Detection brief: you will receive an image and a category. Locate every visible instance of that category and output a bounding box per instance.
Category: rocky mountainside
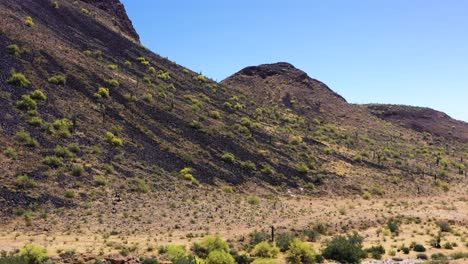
[365,104,468,143]
[0,0,466,217]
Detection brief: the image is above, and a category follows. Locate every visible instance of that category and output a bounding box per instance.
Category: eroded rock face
[81,0,140,42]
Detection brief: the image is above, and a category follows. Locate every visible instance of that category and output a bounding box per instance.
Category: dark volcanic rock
[81,0,140,42]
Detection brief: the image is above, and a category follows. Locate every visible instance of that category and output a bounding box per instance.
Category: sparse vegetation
[48,74,66,85]
[24,16,34,27]
[7,72,31,87]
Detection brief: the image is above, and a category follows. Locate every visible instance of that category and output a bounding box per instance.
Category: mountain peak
[81,0,140,42]
[237,62,305,79]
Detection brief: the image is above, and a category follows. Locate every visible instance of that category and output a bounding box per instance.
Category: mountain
[365,104,468,143]
[0,0,466,215]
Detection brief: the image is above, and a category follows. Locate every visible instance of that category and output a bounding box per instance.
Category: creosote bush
[192,235,230,259]
[3,147,18,160]
[7,44,21,57]
[221,152,235,163]
[106,79,120,88]
[16,175,38,189]
[106,132,123,147]
[7,72,31,87]
[247,195,260,205]
[16,95,37,111]
[18,244,48,264]
[95,87,110,98]
[43,155,64,168]
[24,16,34,27]
[15,130,39,147]
[48,74,66,85]
[322,232,366,264]
[252,242,280,258]
[286,239,316,264]
[180,167,198,184]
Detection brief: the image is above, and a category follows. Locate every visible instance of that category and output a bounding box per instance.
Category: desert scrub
[241,160,257,171]
[7,44,21,57]
[221,152,235,163]
[7,72,31,87]
[15,130,39,147]
[16,95,37,111]
[16,175,38,189]
[362,191,372,200]
[247,195,260,205]
[322,233,366,264]
[64,191,75,199]
[296,163,310,174]
[3,147,18,159]
[95,87,110,98]
[210,110,222,119]
[180,167,198,184]
[19,244,49,263]
[157,71,171,80]
[70,164,85,177]
[43,155,64,168]
[29,90,47,101]
[51,118,73,138]
[81,8,91,15]
[107,64,118,70]
[130,179,152,193]
[194,74,207,82]
[137,57,150,65]
[261,164,274,175]
[24,16,34,27]
[106,132,123,147]
[221,186,234,193]
[106,79,120,88]
[192,235,230,258]
[286,239,316,264]
[252,242,280,258]
[54,145,75,159]
[48,74,66,85]
[94,175,108,186]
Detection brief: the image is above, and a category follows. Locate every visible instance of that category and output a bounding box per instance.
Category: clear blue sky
[122,0,468,122]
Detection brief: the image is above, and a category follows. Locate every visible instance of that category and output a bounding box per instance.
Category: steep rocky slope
[0,0,466,219]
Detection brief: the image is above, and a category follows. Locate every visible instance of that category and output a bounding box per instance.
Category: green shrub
[95,87,110,98]
[106,79,120,88]
[206,250,235,264]
[276,233,295,252]
[124,60,132,66]
[16,175,38,189]
[362,192,372,200]
[27,116,43,127]
[43,155,64,168]
[54,145,75,159]
[18,244,48,264]
[249,231,270,247]
[192,235,230,258]
[71,164,85,177]
[261,164,274,175]
[443,242,453,250]
[210,111,221,119]
[437,221,452,232]
[15,130,39,147]
[157,71,171,80]
[221,186,234,193]
[247,195,260,205]
[106,132,123,147]
[48,74,66,85]
[387,219,400,234]
[240,160,256,171]
[24,16,34,27]
[68,143,81,153]
[107,64,118,70]
[52,118,73,138]
[130,179,152,193]
[194,74,207,82]
[94,175,108,186]
[365,245,385,260]
[7,72,31,87]
[322,233,366,264]
[431,253,448,264]
[16,95,38,110]
[221,152,235,163]
[52,1,59,9]
[252,242,279,258]
[142,258,159,264]
[286,239,316,264]
[64,191,75,199]
[81,8,91,15]
[297,163,310,174]
[29,90,47,101]
[3,147,18,160]
[180,167,198,184]
[416,253,428,260]
[7,44,21,57]
[413,243,426,252]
